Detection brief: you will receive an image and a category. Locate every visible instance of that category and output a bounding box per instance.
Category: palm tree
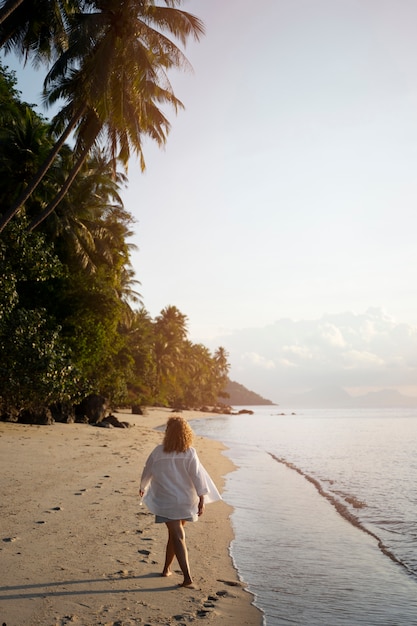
[213,346,230,400]
[177,341,212,407]
[214,346,230,379]
[0,105,53,207]
[49,147,141,327]
[125,307,156,403]
[27,71,178,230]
[155,305,188,344]
[0,0,204,232]
[37,146,129,270]
[153,305,188,399]
[0,100,89,231]
[0,0,79,60]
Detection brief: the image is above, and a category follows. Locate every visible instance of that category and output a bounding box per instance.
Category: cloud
[278,358,297,368]
[283,345,314,359]
[239,352,276,370]
[342,349,385,369]
[318,323,347,348]
[207,308,417,401]
[281,344,314,365]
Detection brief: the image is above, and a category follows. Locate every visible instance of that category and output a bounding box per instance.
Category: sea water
[191,407,417,626]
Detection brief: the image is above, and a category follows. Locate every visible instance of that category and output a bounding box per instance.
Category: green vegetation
[0,0,204,232]
[0,2,230,421]
[223,381,274,406]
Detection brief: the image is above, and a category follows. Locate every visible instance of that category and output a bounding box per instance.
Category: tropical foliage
[0,0,204,232]
[0,61,230,419]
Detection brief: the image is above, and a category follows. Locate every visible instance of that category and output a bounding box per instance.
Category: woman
[139,416,221,588]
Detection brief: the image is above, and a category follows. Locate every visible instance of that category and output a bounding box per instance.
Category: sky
[4,0,417,404]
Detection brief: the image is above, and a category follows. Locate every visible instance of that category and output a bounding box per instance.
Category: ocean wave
[268,452,415,580]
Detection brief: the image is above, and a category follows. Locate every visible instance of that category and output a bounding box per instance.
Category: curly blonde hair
[163,416,194,453]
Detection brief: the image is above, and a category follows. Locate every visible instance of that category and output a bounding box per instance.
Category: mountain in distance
[350,388,417,408]
[279,385,417,409]
[223,380,275,406]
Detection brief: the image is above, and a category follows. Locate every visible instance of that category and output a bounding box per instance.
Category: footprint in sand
[217,579,242,588]
[203,600,217,608]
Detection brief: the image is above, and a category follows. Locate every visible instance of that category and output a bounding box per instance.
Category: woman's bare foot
[161,569,173,577]
[178,579,196,588]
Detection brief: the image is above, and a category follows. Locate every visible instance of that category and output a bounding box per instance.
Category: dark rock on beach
[49,402,75,423]
[74,394,107,424]
[18,407,54,425]
[0,406,19,422]
[94,414,131,428]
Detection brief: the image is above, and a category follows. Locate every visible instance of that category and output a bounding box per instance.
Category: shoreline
[0,407,262,626]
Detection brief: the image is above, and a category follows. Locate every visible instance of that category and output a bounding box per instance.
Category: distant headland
[222,380,275,406]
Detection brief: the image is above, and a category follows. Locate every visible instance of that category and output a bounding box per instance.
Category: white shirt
[140,445,221,520]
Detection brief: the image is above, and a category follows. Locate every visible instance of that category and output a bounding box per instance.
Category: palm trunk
[28,137,95,231]
[0,0,25,25]
[0,106,86,233]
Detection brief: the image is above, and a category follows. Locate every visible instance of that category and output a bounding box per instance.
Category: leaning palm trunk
[28,137,94,231]
[0,104,87,233]
[0,0,24,25]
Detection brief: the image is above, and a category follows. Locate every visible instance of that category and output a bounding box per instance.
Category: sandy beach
[0,407,262,626]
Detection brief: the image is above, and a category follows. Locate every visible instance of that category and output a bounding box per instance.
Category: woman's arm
[197,495,205,516]
[187,448,209,497]
[139,450,155,495]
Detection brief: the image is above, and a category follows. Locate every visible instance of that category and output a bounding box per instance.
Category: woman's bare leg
[165,520,193,586]
[162,530,175,576]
